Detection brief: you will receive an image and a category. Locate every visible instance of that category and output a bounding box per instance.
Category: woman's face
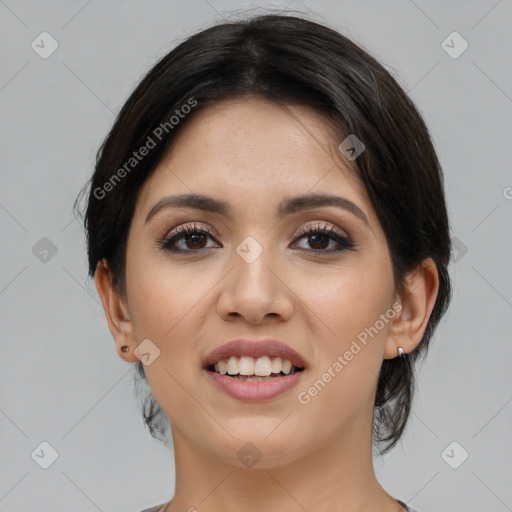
[122,98,400,467]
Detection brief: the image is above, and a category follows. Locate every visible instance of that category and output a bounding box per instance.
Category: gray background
[1,1,511,511]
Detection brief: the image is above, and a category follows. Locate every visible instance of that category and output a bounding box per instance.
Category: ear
[94,259,139,363]
[383,258,440,359]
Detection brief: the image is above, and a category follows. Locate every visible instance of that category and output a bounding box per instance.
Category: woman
[76,12,452,512]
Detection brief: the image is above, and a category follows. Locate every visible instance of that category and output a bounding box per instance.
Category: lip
[204,368,305,401]
[203,338,308,369]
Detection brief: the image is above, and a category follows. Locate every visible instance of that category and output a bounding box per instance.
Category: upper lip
[204,339,308,369]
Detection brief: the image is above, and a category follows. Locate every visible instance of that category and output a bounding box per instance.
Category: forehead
[135,98,369,219]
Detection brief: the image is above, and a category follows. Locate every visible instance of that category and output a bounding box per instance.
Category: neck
[164,407,404,512]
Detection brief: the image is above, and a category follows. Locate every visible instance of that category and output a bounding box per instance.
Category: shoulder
[397,499,420,512]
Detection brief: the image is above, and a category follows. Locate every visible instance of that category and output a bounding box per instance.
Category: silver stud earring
[397,347,405,358]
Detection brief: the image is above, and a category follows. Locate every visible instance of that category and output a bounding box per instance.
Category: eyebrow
[145,193,370,227]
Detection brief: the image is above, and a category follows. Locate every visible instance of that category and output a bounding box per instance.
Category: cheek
[125,255,211,427]
[126,251,211,341]
[295,256,394,345]
[293,257,394,409]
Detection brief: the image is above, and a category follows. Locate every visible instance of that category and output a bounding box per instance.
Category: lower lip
[204,369,305,401]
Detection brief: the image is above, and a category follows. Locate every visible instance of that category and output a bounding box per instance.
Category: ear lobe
[94,259,139,363]
[383,258,440,359]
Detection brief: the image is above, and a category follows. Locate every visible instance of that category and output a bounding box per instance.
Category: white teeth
[238,356,255,376]
[271,357,282,373]
[227,356,239,375]
[281,359,292,374]
[212,355,299,376]
[218,359,228,374]
[254,356,272,376]
[215,359,228,375]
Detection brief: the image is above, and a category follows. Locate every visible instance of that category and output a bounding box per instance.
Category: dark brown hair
[75,11,452,455]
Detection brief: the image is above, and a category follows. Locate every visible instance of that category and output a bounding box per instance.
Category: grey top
[139,499,419,511]
[399,500,420,512]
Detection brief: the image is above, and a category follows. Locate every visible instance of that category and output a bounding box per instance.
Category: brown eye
[159,223,220,253]
[292,222,357,254]
[305,233,331,250]
[180,232,209,250]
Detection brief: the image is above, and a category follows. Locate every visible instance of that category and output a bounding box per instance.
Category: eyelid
[160,220,349,243]
[293,220,350,240]
[156,219,356,254]
[157,221,219,241]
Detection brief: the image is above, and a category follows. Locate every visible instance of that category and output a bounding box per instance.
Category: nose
[216,245,294,325]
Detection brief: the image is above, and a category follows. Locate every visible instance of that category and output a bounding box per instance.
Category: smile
[208,355,304,378]
[203,339,308,401]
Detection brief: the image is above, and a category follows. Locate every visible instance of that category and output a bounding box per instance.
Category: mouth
[202,339,308,400]
[206,355,305,381]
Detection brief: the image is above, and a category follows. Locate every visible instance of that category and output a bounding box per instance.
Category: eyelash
[156,222,358,255]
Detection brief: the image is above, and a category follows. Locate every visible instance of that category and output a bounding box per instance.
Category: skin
[95,98,439,512]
